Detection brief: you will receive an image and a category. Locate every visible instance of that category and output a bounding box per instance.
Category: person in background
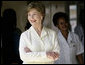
[74,23,84,47]
[2,9,17,64]
[19,1,60,64]
[13,27,22,64]
[2,9,22,64]
[53,12,84,64]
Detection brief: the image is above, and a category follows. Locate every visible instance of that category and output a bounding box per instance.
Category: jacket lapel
[30,26,47,51]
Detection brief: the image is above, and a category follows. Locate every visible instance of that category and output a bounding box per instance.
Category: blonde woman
[19,1,60,64]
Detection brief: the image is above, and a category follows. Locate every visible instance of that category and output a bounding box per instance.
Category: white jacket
[19,26,60,64]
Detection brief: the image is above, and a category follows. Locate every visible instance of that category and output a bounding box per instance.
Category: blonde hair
[27,1,45,17]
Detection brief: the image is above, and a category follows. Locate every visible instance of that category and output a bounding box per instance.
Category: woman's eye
[33,14,37,16]
[33,14,36,15]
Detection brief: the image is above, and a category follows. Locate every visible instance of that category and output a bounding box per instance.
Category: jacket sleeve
[52,32,60,59]
[19,33,54,63]
[73,33,84,55]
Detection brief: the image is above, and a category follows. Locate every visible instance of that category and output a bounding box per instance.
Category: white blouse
[19,26,60,64]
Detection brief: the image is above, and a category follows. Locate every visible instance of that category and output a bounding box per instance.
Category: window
[69,5,77,32]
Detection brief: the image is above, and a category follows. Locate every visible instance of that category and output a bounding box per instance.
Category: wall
[1,1,66,32]
[1,1,27,32]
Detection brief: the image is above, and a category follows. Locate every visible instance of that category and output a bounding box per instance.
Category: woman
[19,1,60,64]
[53,12,84,64]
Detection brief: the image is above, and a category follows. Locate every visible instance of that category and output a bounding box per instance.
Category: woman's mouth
[30,20,36,23]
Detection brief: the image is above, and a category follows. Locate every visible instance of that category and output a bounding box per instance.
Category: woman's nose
[30,15,34,19]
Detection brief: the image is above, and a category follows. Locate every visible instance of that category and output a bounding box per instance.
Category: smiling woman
[53,12,84,64]
[19,1,60,64]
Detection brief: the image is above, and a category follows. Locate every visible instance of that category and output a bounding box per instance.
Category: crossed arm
[24,47,59,60]
[19,32,60,63]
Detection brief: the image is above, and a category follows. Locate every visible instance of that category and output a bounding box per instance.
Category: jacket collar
[30,26,47,38]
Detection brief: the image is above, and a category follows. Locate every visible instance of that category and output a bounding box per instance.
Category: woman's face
[27,8,43,26]
[57,18,68,31]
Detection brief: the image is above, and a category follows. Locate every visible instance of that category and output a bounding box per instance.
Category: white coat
[19,26,60,64]
[55,30,84,64]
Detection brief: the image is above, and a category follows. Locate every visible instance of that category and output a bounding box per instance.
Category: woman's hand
[24,47,31,53]
[46,52,59,60]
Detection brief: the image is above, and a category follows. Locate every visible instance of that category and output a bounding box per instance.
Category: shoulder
[44,27,57,36]
[20,27,31,38]
[70,32,79,39]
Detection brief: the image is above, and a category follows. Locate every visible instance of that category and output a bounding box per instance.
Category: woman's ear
[40,15,44,21]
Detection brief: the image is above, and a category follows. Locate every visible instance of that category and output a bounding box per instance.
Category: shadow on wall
[2,8,22,64]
